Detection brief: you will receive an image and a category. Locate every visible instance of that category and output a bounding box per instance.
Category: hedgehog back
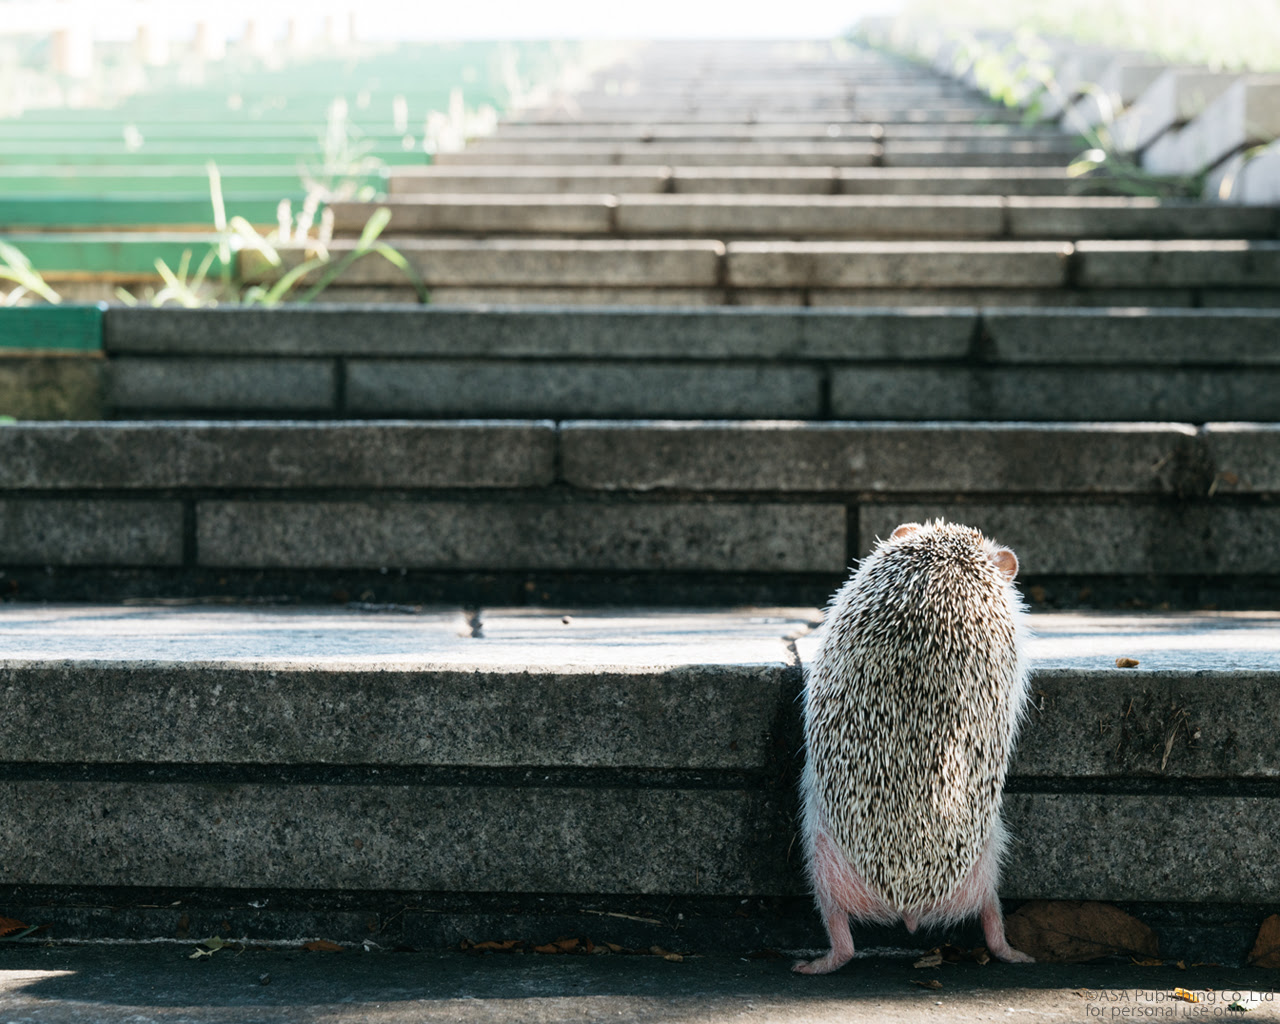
[805,522,1026,913]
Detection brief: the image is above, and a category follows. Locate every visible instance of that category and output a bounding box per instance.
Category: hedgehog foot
[792,950,853,975]
[981,894,1034,964]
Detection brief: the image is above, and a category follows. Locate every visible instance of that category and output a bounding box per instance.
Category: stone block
[196,500,848,573]
[858,502,1280,575]
[1206,138,1280,203]
[345,360,822,418]
[1201,424,1280,493]
[331,197,615,235]
[726,241,1071,289]
[0,422,555,489]
[614,195,1003,239]
[0,499,181,565]
[108,357,335,413]
[1005,197,1277,240]
[1075,240,1280,288]
[1143,76,1280,176]
[832,365,1280,421]
[1015,663,1280,782]
[241,240,725,289]
[388,166,670,195]
[670,167,838,194]
[561,422,1197,495]
[809,287,1194,307]
[0,606,809,770]
[0,781,785,894]
[427,287,728,306]
[1061,61,1169,130]
[982,309,1280,363]
[837,168,1083,196]
[0,356,104,418]
[1004,795,1276,902]
[1109,69,1238,154]
[881,139,1085,168]
[436,142,880,167]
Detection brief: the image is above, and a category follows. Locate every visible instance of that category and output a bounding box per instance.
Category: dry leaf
[605,943,624,953]
[1005,901,1158,963]
[0,918,28,937]
[553,938,579,952]
[974,949,990,966]
[1173,989,1200,1003]
[1247,914,1280,968]
[470,939,521,952]
[303,940,344,952]
[533,943,559,954]
[1132,957,1164,966]
[1115,657,1140,668]
[663,953,683,962]
[912,979,943,990]
[913,952,943,968]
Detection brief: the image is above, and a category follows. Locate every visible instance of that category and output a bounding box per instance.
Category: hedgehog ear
[991,547,1018,580]
[890,523,921,540]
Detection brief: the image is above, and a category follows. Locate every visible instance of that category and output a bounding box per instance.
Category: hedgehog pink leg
[980,894,1033,963]
[793,831,869,975]
[958,832,1034,964]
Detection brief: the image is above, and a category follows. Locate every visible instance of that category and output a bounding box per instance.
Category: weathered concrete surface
[2,605,1277,777]
[434,141,883,167]
[1075,240,1280,288]
[0,422,556,489]
[858,502,1280,575]
[831,366,1280,421]
[389,165,672,195]
[1203,423,1280,492]
[1110,69,1239,154]
[613,195,1004,238]
[103,307,977,360]
[1063,60,1168,130]
[1208,139,1280,204]
[726,241,1072,288]
[982,309,1280,363]
[195,501,848,572]
[809,286,1195,307]
[108,358,335,413]
[0,947,1267,1024]
[1005,197,1278,239]
[560,422,1200,494]
[1144,77,1280,176]
[240,240,725,288]
[344,361,822,418]
[0,499,181,565]
[0,357,104,419]
[333,196,617,235]
[0,606,812,769]
[0,780,782,893]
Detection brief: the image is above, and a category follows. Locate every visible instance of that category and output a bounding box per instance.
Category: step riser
[0,422,1277,585]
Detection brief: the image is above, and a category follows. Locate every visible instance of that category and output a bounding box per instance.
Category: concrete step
[0,603,1273,958]
[389,165,1150,197]
[0,418,1278,603]
[332,195,1279,240]
[237,238,1280,308]
[435,138,1085,168]
[485,121,1070,142]
[99,305,1280,421]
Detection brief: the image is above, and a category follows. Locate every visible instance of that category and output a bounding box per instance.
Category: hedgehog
[793,519,1033,975]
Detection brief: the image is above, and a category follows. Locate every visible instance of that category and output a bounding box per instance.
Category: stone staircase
[2,39,1278,966]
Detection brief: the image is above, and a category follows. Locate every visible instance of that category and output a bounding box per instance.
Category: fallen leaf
[912,979,943,989]
[553,938,580,952]
[974,949,990,966]
[605,943,624,953]
[913,952,943,969]
[533,943,559,954]
[1247,914,1280,968]
[188,948,214,960]
[1005,901,1158,963]
[663,953,683,962]
[1132,957,1164,966]
[303,940,344,952]
[1173,988,1200,1003]
[1115,657,1140,668]
[0,918,27,937]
